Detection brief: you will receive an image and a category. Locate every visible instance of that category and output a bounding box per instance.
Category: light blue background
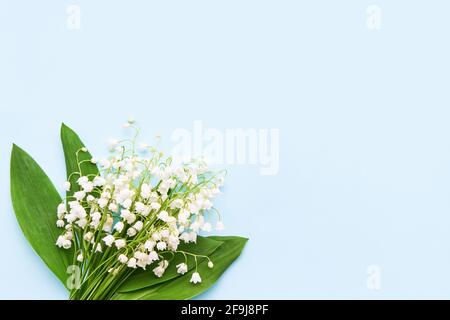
[1,1,450,299]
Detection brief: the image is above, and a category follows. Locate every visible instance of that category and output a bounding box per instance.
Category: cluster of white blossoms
[56,119,224,284]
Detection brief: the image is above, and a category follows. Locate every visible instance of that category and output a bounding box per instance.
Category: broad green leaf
[113,236,248,300]
[10,144,73,286]
[118,236,223,292]
[60,123,99,198]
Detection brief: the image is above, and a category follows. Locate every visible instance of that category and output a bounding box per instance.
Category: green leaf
[118,236,224,292]
[10,144,73,286]
[60,123,99,197]
[113,236,248,300]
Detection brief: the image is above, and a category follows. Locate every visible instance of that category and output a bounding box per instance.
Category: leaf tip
[61,122,77,135]
[11,143,24,158]
[60,122,69,134]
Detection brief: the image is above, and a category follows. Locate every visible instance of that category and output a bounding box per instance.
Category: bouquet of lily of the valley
[10,120,247,300]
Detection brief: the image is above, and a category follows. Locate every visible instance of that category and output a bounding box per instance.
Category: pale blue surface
[1,1,450,299]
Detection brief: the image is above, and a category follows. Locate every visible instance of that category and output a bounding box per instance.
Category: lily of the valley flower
[153,260,169,277]
[176,263,188,275]
[190,272,202,284]
[55,120,224,286]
